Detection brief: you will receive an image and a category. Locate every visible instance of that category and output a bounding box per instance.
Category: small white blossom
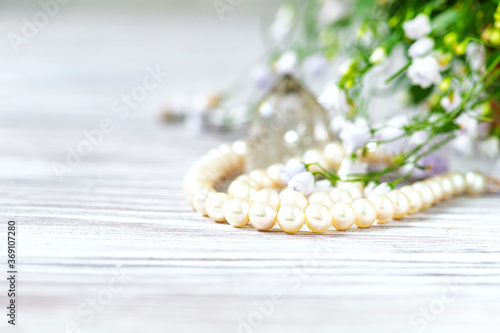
[318,0,349,27]
[337,158,368,178]
[456,113,479,138]
[408,37,434,58]
[408,56,441,88]
[313,179,333,193]
[275,51,299,75]
[330,114,346,137]
[466,42,486,72]
[369,47,387,65]
[440,93,462,112]
[318,82,349,114]
[403,14,431,40]
[280,159,306,183]
[251,66,276,91]
[339,118,371,153]
[366,182,392,199]
[288,171,315,195]
[376,126,406,155]
[479,137,500,158]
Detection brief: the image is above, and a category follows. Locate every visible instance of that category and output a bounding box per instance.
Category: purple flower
[413,153,448,178]
[289,171,315,195]
[280,159,307,183]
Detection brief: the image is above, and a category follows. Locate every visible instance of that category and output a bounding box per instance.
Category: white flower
[408,56,441,88]
[369,47,387,64]
[339,118,371,153]
[280,159,306,183]
[410,130,429,146]
[479,137,500,158]
[366,182,392,199]
[275,51,298,75]
[408,37,434,58]
[251,66,276,91]
[452,134,474,156]
[337,158,368,178]
[330,114,346,137]
[303,54,328,78]
[313,179,333,193]
[456,113,479,138]
[288,171,315,195]
[270,3,295,44]
[318,82,349,114]
[376,126,406,155]
[440,93,462,112]
[466,42,486,72]
[403,14,431,40]
[318,0,349,27]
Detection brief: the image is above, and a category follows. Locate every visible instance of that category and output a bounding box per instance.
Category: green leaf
[431,9,460,33]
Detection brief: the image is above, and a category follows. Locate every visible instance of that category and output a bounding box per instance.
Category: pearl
[425,179,444,203]
[228,180,257,200]
[351,198,377,228]
[206,192,231,222]
[249,169,274,188]
[411,182,434,209]
[323,142,345,169]
[192,187,216,216]
[329,188,352,204]
[330,202,356,231]
[465,170,486,196]
[266,163,286,188]
[449,172,466,194]
[336,182,363,200]
[277,204,305,234]
[254,188,280,209]
[369,195,394,224]
[249,203,277,231]
[438,176,454,199]
[224,198,251,228]
[305,203,332,233]
[387,190,410,219]
[308,192,334,208]
[303,149,327,173]
[280,189,308,210]
[235,175,259,188]
[399,186,423,214]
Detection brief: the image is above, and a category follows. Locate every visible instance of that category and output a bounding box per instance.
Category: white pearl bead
[336,182,363,200]
[305,203,332,233]
[330,202,356,231]
[323,142,345,169]
[351,198,377,228]
[249,203,277,231]
[370,195,395,224]
[425,179,444,203]
[308,192,334,208]
[254,188,281,209]
[412,182,434,209]
[449,172,466,195]
[329,188,352,204]
[224,198,251,228]
[206,193,231,222]
[438,176,454,199]
[228,180,257,200]
[192,187,216,216]
[249,169,274,188]
[280,189,308,210]
[277,204,305,234]
[235,175,259,188]
[400,186,423,214]
[303,149,328,173]
[266,163,286,188]
[387,190,410,219]
[465,170,486,196]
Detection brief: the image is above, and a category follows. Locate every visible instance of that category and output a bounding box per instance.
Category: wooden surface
[1,2,500,332]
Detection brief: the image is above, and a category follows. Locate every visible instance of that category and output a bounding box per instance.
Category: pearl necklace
[184,141,498,234]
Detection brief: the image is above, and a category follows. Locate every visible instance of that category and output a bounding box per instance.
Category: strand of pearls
[184,141,491,234]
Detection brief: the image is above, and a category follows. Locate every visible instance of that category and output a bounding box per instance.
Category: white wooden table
[1,2,499,332]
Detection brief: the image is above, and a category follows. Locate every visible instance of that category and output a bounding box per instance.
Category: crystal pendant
[246,75,332,170]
